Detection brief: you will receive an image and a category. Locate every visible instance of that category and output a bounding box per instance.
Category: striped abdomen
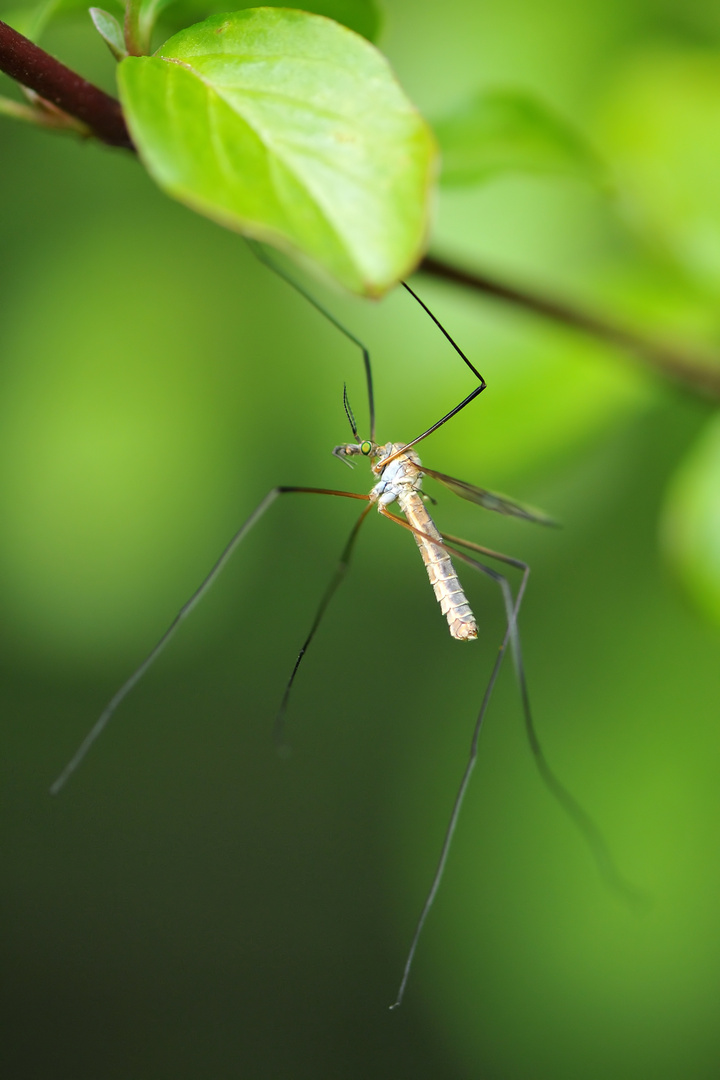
[399,489,477,641]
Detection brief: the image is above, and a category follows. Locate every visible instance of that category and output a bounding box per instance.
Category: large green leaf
[146,0,382,47]
[661,412,720,626]
[434,89,605,188]
[118,8,435,296]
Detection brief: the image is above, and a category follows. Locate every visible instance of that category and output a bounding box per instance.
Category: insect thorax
[370,443,423,507]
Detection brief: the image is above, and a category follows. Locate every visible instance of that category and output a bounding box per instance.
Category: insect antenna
[248,240,376,442]
[343,384,360,441]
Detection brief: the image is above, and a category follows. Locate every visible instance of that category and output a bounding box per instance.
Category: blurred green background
[2,0,720,1077]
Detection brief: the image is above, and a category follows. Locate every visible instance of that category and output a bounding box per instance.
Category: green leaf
[148,0,381,48]
[272,0,381,42]
[118,9,436,296]
[661,412,720,625]
[133,0,380,59]
[434,89,605,188]
[90,6,128,60]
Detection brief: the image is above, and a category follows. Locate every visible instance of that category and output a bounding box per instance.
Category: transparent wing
[420,466,558,526]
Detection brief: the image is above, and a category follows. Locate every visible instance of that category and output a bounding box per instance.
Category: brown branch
[1,19,719,398]
[420,254,720,400]
[0,19,132,148]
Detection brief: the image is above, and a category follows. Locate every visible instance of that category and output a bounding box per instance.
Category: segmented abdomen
[400,490,477,641]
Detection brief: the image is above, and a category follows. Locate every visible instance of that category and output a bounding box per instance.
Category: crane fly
[50,248,638,1008]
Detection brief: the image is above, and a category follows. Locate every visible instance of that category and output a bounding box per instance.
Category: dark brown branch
[420,254,720,399]
[1,19,719,398]
[0,19,132,148]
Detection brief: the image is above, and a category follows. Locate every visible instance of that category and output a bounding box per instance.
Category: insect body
[50,251,637,1010]
[338,439,478,641]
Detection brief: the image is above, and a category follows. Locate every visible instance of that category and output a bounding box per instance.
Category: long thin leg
[379,282,487,471]
[380,510,641,1008]
[249,244,487,464]
[275,502,374,747]
[50,486,370,795]
[402,281,486,386]
[382,383,487,467]
[248,240,376,441]
[442,532,646,907]
[378,510,521,1007]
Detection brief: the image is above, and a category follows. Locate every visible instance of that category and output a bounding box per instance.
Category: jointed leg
[51,486,369,794]
[442,531,645,906]
[382,515,524,1007]
[249,244,488,472]
[248,240,376,441]
[274,502,374,747]
[380,510,641,1008]
[379,282,487,471]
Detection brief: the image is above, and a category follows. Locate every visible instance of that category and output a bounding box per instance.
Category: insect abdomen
[402,492,477,641]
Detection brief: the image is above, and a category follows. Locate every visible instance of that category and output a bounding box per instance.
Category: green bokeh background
[2,1,720,1077]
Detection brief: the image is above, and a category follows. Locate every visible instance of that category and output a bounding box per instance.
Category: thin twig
[0,91,92,133]
[420,254,720,399]
[0,19,132,148]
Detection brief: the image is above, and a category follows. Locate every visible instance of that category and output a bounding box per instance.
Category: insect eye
[360,441,372,455]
